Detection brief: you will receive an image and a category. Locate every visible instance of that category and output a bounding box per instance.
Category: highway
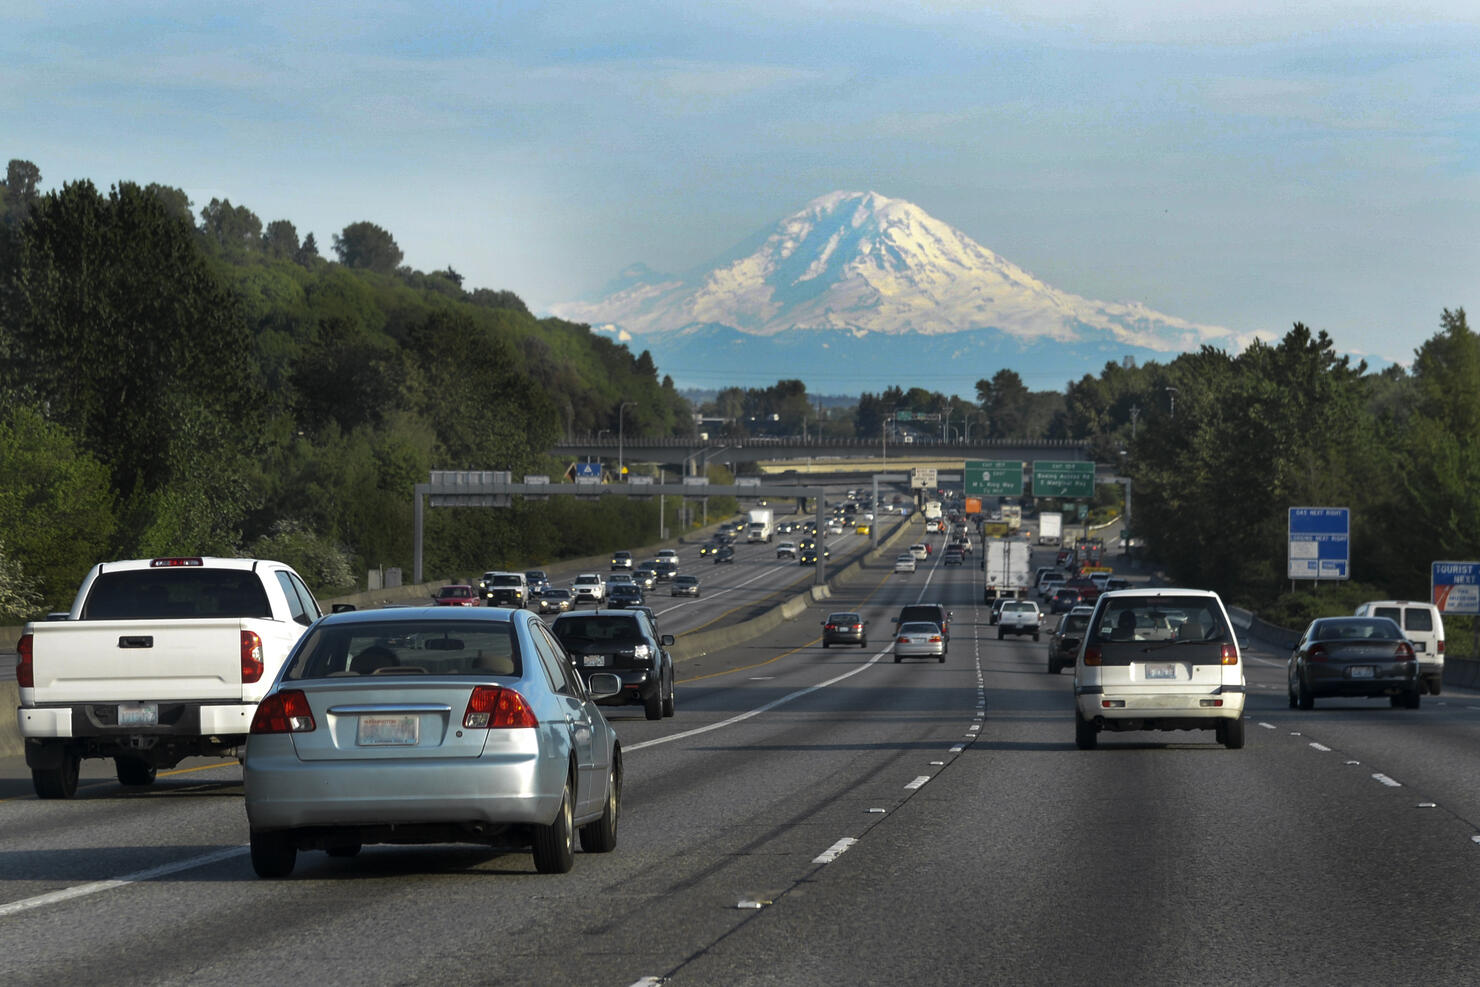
[5,528,1480,985]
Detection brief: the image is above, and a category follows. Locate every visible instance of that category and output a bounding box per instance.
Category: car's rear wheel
[662,675,675,717]
[32,747,80,799]
[644,688,662,721]
[937,653,945,663]
[1218,717,1245,750]
[1047,659,1059,674]
[996,628,1004,640]
[532,779,575,874]
[580,761,620,853]
[1428,676,1443,696]
[1296,676,1315,710]
[822,640,829,648]
[1074,711,1098,750]
[114,756,157,787]
[250,830,297,878]
[1403,689,1421,710]
[859,639,867,648]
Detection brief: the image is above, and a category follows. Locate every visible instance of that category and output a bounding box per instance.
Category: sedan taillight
[1308,644,1329,662]
[251,690,316,734]
[463,686,538,729]
[1394,642,1416,662]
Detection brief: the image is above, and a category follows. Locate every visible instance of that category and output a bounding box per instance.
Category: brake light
[150,557,203,567]
[1308,644,1328,662]
[1220,644,1239,666]
[251,690,316,733]
[929,635,943,642]
[1437,639,1445,655]
[463,686,538,729]
[241,630,265,683]
[16,633,33,688]
[897,636,909,644]
[1083,645,1102,666]
[1394,642,1416,662]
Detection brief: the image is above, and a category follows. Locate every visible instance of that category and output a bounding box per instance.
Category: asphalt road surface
[5,530,1480,985]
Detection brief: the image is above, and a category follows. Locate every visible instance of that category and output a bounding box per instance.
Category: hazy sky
[4,1,1477,369]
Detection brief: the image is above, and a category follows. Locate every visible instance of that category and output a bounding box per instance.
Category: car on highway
[1047,605,1094,674]
[535,587,573,614]
[1073,588,1246,751]
[997,599,1042,640]
[1287,616,1420,709]
[632,567,658,589]
[480,572,529,608]
[943,546,963,566]
[606,583,644,608]
[713,546,736,564]
[799,548,819,566]
[551,609,675,721]
[894,554,917,573]
[1050,587,1085,613]
[651,560,679,581]
[670,574,701,597]
[698,540,721,557]
[572,573,605,604]
[827,520,844,535]
[908,543,928,561]
[822,612,867,648]
[524,570,551,594]
[776,541,798,559]
[894,603,950,645]
[1039,571,1068,598]
[610,551,633,571]
[989,596,1011,625]
[1353,600,1444,695]
[242,607,622,878]
[893,622,946,663]
[656,549,679,567]
[431,584,479,607]
[855,523,871,535]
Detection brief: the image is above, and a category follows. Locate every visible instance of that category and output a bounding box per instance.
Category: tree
[2,159,41,225]
[262,219,300,259]
[978,369,1030,438]
[200,197,263,252]
[333,221,403,274]
[296,231,321,266]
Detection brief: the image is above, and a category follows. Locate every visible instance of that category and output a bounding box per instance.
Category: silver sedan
[893,621,946,663]
[244,607,623,878]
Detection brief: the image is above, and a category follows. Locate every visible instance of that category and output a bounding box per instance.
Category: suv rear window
[552,614,645,646]
[1088,595,1232,665]
[83,569,271,620]
[284,620,519,679]
[490,575,523,587]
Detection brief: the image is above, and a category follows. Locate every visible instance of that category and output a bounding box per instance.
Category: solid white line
[904,775,930,790]
[812,837,858,864]
[0,846,247,918]
[1373,773,1402,788]
[626,650,887,752]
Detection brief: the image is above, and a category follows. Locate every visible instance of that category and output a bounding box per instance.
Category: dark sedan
[1050,587,1085,614]
[822,611,867,648]
[713,546,736,564]
[1046,605,1093,674]
[1288,616,1420,709]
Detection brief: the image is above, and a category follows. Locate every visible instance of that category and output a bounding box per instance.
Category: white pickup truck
[15,556,324,798]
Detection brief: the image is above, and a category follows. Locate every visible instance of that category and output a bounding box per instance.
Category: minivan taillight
[1082,645,1102,666]
[241,630,265,683]
[1437,639,1445,655]
[16,633,33,688]
[463,686,538,729]
[251,690,316,733]
[1220,644,1239,665]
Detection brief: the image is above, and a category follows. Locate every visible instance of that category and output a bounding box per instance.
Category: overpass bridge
[551,435,1093,475]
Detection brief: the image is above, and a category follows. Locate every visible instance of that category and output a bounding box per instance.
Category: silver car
[893,621,946,663]
[243,607,623,878]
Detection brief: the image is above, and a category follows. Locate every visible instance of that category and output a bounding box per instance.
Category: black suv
[551,609,676,720]
[894,603,952,649]
[607,583,644,608]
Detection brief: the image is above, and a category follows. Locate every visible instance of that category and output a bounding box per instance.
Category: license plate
[1349,666,1375,679]
[117,703,158,727]
[357,714,419,746]
[1144,663,1178,680]
[583,654,607,668]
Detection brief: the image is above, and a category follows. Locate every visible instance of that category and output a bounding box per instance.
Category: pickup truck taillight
[250,690,316,733]
[16,633,33,687]
[241,631,265,683]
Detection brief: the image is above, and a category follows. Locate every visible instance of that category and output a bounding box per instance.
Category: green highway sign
[964,460,1023,497]
[1032,460,1095,498]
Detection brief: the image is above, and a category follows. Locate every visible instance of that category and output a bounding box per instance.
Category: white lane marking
[1309,742,1331,752]
[1373,773,1402,787]
[949,744,964,753]
[627,979,664,987]
[627,650,887,752]
[868,807,886,813]
[930,760,944,766]
[904,776,930,790]
[1346,760,1361,765]
[1471,836,1480,845]
[0,846,247,918]
[1418,802,1437,808]
[813,838,858,864]
[1259,722,1276,730]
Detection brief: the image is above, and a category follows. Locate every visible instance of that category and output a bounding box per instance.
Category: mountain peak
[552,192,1239,355]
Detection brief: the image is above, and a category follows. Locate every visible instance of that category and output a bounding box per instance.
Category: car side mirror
[660,634,675,646]
[586,672,623,700]
[331,603,357,613]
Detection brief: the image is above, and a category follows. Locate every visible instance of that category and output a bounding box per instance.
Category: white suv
[1073,588,1245,750]
[1353,600,1445,694]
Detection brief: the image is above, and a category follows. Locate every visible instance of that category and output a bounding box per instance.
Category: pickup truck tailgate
[28,619,250,704]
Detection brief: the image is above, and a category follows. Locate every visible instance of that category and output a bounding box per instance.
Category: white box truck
[746,508,775,543]
[1038,512,1063,545]
[983,537,1032,602]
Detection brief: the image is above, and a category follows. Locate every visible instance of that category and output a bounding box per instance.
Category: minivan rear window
[1404,609,1434,632]
[1087,595,1231,664]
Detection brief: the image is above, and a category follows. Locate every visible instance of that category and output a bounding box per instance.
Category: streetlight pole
[1165,387,1177,417]
[618,401,636,482]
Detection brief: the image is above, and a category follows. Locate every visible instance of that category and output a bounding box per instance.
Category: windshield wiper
[1142,637,1214,653]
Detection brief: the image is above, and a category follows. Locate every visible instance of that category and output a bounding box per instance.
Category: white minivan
[1073,588,1245,750]
[1353,600,1444,695]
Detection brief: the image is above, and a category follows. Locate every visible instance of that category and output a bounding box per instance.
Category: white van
[1073,588,1245,750]
[1353,600,1445,694]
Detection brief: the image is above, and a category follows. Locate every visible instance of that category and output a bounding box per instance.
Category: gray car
[893,621,946,663]
[1288,615,1420,709]
[243,607,623,878]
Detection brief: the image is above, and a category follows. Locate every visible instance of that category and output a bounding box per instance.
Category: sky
[3,0,1478,377]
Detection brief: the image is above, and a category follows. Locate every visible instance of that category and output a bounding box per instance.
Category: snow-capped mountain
[553,191,1241,354]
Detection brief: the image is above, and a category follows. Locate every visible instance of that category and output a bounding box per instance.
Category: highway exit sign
[1032,461,1095,498]
[964,460,1023,497]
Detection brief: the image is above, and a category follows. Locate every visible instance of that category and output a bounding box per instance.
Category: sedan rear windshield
[284,620,520,679]
[82,569,271,620]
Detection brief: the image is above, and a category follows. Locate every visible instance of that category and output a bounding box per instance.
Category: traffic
[4,488,1480,983]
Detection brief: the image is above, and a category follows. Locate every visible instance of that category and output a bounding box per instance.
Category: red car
[431,584,479,606]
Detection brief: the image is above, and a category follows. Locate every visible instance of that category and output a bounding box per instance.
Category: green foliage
[0,539,42,622]
[246,520,356,593]
[333,221,403,273]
